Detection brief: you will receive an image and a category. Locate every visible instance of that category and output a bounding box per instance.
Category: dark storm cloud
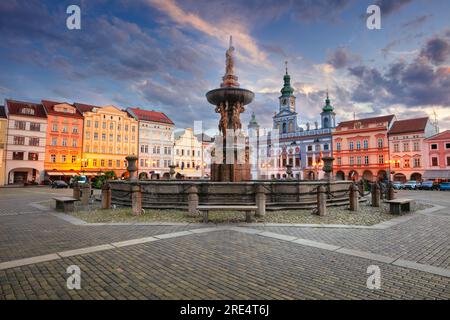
[292,0,350,22]
[327,47,359,69]
[0,0,206,81]
[348,58,450,107]
[420,37,450,65]
[374,0,413,16]
[402,14,432,29]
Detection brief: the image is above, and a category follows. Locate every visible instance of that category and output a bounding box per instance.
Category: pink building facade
[388,117,437,183]
[333,115,395,182]
[423,130,450,181]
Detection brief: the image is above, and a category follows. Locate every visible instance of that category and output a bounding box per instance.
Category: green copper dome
[248,112,259,128]
[323,93,334,112]
[280,61,294,97]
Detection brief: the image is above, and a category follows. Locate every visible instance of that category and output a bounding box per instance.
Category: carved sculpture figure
[215,102,228,135]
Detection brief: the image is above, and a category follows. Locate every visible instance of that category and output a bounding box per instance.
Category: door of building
[13,172,28,184]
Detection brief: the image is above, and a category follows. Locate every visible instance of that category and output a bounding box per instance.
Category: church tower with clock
[273,62,300,135]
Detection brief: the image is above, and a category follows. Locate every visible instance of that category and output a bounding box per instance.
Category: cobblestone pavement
[0,187,449,299]
[0,188,204,262]
[248,191,450,269]
[1,230,449,300]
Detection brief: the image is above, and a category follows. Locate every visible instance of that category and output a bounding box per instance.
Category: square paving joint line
[154,230,194,240]
[58,244,116,258]
[393,259,450,278]
[336,248,397,264]
[111,237,159,248]
[227,226,264,234]
[292,239,341,251]
[0,253,60,270]
[258,231,298,242]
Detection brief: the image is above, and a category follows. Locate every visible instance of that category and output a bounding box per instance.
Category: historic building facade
[0,106,7,185]
[42,100,84,181]
[388,117,437,183]
[4,100,48,184]
[264,66,335,180]
[173,128,204,178]
[333,115,395,181]
[127,107,174,179]
[74,103,138,178]
[423,130,450,181]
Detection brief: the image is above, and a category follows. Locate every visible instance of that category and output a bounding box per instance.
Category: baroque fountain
[109,37,353,215]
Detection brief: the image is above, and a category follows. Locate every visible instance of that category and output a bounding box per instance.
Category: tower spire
[285,60,288,75]
[229,35,233,48]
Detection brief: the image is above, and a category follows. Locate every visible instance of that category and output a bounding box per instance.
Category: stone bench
[53,197,77,213]
[197,205,258,223]
[385,198,414,215]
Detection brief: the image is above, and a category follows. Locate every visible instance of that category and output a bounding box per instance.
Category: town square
[1,0,450,306]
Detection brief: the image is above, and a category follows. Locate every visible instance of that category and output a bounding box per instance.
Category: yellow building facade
[74,104,138,178]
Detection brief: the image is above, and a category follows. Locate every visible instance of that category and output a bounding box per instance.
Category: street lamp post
[261,162,271,180]
[311,161,323,180]
[384,159,400,183]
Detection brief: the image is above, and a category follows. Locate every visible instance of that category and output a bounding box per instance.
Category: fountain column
[206,36,255,182]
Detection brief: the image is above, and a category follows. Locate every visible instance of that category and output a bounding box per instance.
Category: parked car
[419,181,439,190]
[392,181,404,190]
[51,180,69,189]
[439,182,450,191]
[404,180,420,190]
[69,175,88,187]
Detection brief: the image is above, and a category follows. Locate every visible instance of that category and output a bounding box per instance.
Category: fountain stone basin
[109,180,353,211]
[206,87,255,106]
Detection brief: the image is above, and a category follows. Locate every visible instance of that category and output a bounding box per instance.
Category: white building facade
[5,100,48,184]
[173,128,205,178]
[127,107,174,179]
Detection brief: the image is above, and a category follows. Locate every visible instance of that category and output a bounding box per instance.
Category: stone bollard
[73,182,80,200]
[101,183,111,209]
[371,183,381,207]
[255,184,266,217]
[358,180,364,195]
[187,185,199,216]
[349,183,359,212]
[387,182,395,200]
[81,183,91,205]
[131,184,142,216]
[316,185,327,216]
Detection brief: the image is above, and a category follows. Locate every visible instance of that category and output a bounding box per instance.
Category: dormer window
[20,107,35,115]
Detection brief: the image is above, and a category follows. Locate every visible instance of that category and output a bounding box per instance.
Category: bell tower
[279,61,296,113]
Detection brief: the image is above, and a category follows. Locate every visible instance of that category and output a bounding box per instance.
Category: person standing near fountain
[206,36,255,182]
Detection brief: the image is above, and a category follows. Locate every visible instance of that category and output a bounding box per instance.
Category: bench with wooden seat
[53,197,77,212]
[197,205,258,223]
[385,198,414,215]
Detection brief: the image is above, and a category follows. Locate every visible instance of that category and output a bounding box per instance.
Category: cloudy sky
[1,0,450,133]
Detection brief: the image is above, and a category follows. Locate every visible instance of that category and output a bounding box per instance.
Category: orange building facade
[42,100,84,181]
[333,115,395,182]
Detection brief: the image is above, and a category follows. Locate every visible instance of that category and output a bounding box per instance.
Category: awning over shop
[46,171,75,176]
[423,170,450,180]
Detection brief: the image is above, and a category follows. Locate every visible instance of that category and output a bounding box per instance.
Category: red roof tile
[337,115,395,130]
[42,100,84,119]
[425,130,450,141]
[6,99,47,118]
[128,107,174,125]
[389,117,429,135]
[73,102,98,113]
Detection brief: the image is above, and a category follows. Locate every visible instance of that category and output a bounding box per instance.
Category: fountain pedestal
[206,36,254,182]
